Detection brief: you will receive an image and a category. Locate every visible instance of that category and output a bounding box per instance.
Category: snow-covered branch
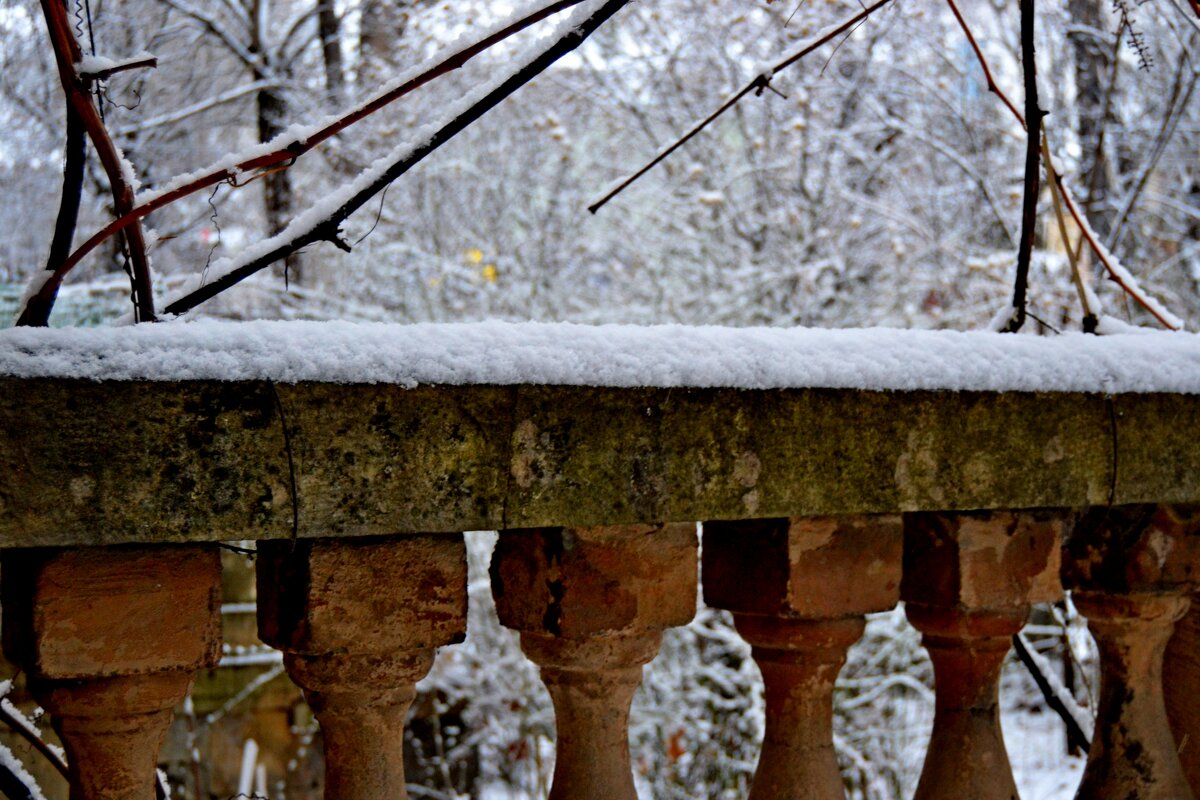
[28,0,597,323]
[162,0,634,317]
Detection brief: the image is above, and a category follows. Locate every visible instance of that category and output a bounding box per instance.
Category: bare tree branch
[37,0,595,318]
[1000,0,1043,334]
[19,96,86,327]
[162,0,635,317]
[947,0,1181,330]
[1011,633,1092,755]
[111,79,283,136]
[588,0,897,214]
[160,0,265,73]
[78,55,158,82]
[945,0,1026,128]
[1042,130,1099,332]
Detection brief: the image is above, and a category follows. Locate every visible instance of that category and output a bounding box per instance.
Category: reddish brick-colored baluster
[703,515,903,800]
[257,534,468,800]
[1065,505,1200,800]
[903,510,1067,800]
[491,524,698,800]
[2,545,222,800]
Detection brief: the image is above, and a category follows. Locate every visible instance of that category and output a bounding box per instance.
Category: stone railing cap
[2,320,1200,394]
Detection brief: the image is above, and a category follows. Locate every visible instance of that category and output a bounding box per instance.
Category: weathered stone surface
[493,524,698,800]
[257,534,468,800]
[4,380,1200,547]
[491,524,697,639]
[903,509,1067,610]
[1,545,222,679]
[735,615,866,800]
[520,633,662,800]
[1072,593,1194,800]
[0,380,512,546]
[902,512,1066,800]
[1166,596,1200,794]
[0,544,222,800]
[41,671,195,800]
[257,534,467,653]
[1063,506,1200,800]
[703,515,902,619]
[703,515,901,800]
[1064,505,1200,595]
[905,605,1027,800]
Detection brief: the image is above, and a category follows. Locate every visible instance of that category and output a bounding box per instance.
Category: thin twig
[1042,130,1099,331]
[1000,0,1043,334]
[1012,634,1092,755]
[1106,50,1198,252]
[588,0,896,213]
[163,0,635,317]
[945,0,1025,128]
[42,0,595,310]
[78,54,157,81]
[0,698,69,781]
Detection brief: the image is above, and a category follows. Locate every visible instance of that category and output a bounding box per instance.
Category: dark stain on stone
[542,532,566,638]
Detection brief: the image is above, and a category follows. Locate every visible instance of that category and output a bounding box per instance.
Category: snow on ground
[1,319,1200,393]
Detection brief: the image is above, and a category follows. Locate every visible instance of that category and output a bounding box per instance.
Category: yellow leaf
[466,248,484,264]
[482,264,498,283]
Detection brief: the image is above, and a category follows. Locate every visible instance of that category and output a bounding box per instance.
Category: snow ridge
[2,320,1199,394]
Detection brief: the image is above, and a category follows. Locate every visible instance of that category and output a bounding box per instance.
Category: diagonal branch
[588,0,896,213]
[19,0,155,326]
[162,0,634,317]
[160,0,265,72]
[1042,130,1100,332]
[945,0,1025,128]
[38,0,595,317]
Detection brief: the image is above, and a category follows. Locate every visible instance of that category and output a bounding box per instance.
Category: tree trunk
[318,1,345,108]
[256,84,301,285]
[1068,0,1115,237]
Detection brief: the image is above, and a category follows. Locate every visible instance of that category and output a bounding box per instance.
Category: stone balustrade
[1,375,1198,799]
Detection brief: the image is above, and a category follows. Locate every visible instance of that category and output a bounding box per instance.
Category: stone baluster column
[256,534,467,800]
[1064,505,1200,800]
[702,515,903,800]
[1166,595,1200,795]
[902,510,1067,800]
[491,524,698,800]
[1,545,223,800]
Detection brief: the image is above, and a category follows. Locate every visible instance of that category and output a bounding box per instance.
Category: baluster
[702,515,903,800]
[903,510,1067,800]
[1065,505,1200,800]
[491,524,698,800]
[1,545,222,800]
[1166,595,1200,795]
[257,534,467,800]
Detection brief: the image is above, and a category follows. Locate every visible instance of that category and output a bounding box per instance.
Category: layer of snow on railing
[1,321,1199,393]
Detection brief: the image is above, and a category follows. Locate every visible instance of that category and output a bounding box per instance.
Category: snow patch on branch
[0,743,46,800]
[133,0,590,210]
[158,0,612,312]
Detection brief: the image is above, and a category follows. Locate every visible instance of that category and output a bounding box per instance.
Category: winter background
[0,0,1197,796]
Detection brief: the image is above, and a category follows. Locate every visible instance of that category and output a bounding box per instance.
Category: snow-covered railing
[0,321,1197,800]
